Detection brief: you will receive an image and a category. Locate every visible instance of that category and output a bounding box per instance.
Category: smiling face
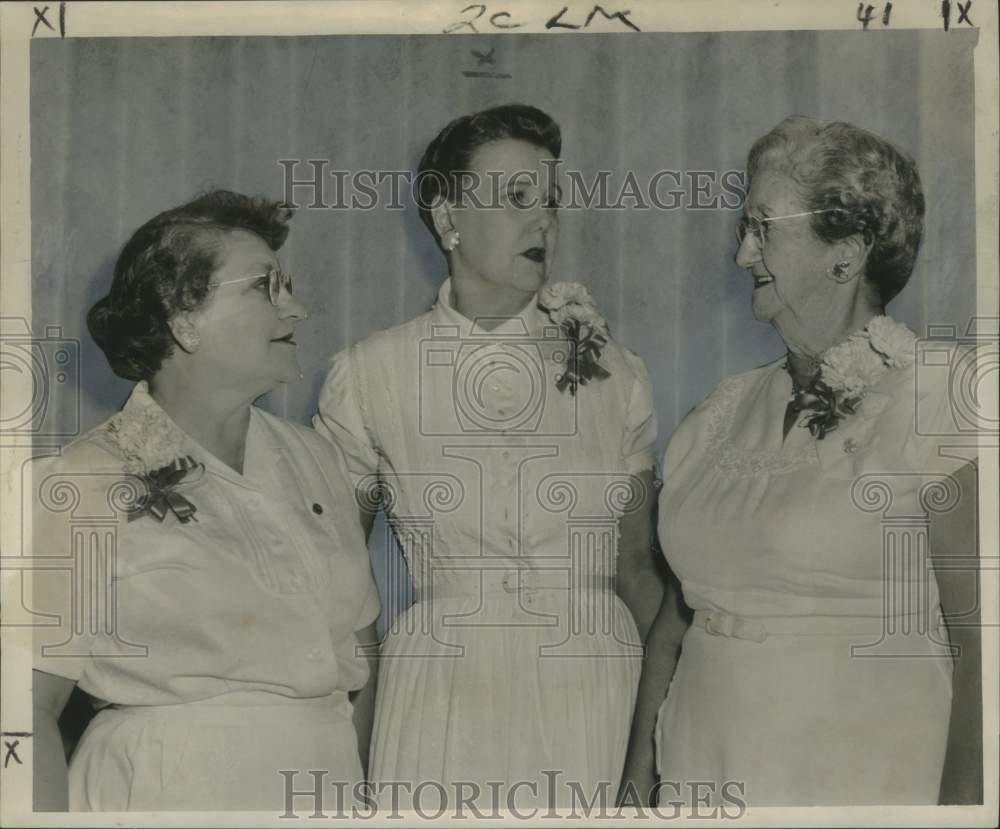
[736,168,845,328]
[445,138,560,299]
[186,229,308,398]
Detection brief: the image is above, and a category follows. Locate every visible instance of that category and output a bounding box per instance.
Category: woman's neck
[776,293,883,363]
[148,375,254,474]
[449,276,537,330]
[781,298,885,390]
[786,350,822,390]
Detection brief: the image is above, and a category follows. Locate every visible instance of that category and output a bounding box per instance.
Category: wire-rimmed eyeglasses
[735,209,845,248]
[208,268,293,306]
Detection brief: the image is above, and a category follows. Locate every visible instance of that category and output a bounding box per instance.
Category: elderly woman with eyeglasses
[623,117,981,806]
[32,191,380,810]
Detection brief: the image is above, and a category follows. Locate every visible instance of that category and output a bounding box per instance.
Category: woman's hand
[619,570,689,807]
[350,623,380,778]
[618,750,658,807]
[32,669,76,811]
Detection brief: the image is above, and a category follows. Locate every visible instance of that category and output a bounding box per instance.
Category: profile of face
[736,168,854,328]
[440,138,560,298]
[182,229,308,396]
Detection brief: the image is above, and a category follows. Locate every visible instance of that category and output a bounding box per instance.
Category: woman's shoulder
[33,417,126,476]
[670,357,782,437]
[700,356,784,409]
[347,311,436,358]
[29,418,133,518]
[659,358,782,471]
[602,337,651,384]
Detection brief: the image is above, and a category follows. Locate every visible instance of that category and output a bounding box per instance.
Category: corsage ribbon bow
[129,456,203,523]
[557,321,612,395]
[784,379,861,440]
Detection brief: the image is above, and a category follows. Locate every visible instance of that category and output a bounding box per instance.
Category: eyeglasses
[735,209,845,248]
[208,268,293,305]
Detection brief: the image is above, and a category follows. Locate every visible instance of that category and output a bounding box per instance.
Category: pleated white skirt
[369,588,642,810]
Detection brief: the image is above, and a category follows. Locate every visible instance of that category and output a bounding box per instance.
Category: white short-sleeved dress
[314,279,657,805]
[655,346,975,806]
[33,383,380,811]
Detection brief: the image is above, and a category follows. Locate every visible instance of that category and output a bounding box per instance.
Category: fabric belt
[106,690,351,713]
[417,570,616,602]
[691,608,925,643]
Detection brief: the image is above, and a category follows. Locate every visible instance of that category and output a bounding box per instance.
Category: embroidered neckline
[707,367,819,479]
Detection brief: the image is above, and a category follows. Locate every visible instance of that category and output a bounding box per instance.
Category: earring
[179,331,200,351]
[441,229,461,252]
[830,261,852,283]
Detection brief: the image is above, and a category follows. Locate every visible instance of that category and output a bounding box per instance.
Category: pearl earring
[441,229,461,252]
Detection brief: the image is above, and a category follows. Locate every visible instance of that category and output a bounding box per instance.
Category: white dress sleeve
[901,342,980,476]
[30,439,120,681]
[620,349,659,474]
[313,346,381,480]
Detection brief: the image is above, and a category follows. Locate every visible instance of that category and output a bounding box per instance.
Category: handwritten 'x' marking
[32,6,55,37]
[3,740,21,767]
[471,48,496,66]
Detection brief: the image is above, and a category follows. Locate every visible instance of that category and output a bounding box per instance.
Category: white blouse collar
[125,381,267,488]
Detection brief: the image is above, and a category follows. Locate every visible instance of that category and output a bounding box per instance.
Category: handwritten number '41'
[856,2,892,28]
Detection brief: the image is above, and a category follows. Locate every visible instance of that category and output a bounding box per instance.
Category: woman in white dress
[314,104,665,809]
[32,191,380,810]
[628,116,982,807]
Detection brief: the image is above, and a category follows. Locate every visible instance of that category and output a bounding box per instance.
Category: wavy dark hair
[87,190,293,381]
[747,116,925,306]
[415,103,562,241]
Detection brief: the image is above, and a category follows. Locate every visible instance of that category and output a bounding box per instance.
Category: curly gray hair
[747,116,925,306]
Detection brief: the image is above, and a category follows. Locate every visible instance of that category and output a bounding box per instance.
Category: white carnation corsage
[538,281,612,395]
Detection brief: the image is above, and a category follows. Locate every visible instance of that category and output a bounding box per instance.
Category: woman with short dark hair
[626,116,981,805]
[33,190,380,810]
[315,103,666,807]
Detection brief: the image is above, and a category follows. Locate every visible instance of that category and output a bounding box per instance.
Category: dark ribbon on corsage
[128,456,203,523]
[556,320,612,396]
[784,379,862,441]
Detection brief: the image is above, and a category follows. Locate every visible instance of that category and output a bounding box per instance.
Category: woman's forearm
[619,588,688,805]
[32,708,69,811]
[931,461,981,805]
[617,562,664,644]
[615,470,662,642]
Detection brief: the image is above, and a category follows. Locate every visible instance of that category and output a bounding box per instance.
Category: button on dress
[315,279,657,806]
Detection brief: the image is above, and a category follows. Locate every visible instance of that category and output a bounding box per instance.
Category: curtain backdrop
[30,30,979,629]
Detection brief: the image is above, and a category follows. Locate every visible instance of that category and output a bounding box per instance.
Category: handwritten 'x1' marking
[31,3,66,37]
